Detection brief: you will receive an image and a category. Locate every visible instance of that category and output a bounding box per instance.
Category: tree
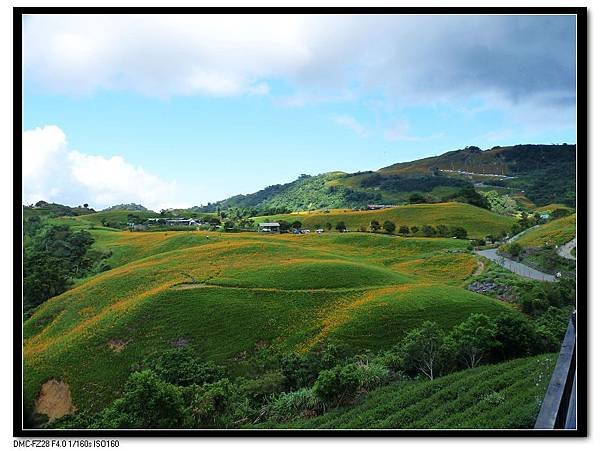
[370,220,381,232]
[422,225,436,237]
[492,314,539,360]
[451,226,468,239]
[399,321,447,380]
[449,314,499,368]
[335,222,347,232]
[94,370,187,429]
[291,220,302,230]
[184,378,252,428]
[399,225,410,236]
[446,187,490,209]
[551,208,571,220]
[83,203,89,208]
[325,222,332,231]
[382,221,396,234]
[436,224,450,237]
[143,348,224,387]
[506,242,522,258]
[208,217,222,227]
[410,226,419,234]
[409,193,427,204]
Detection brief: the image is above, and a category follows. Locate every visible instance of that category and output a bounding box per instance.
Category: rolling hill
[252,202,517,239]
[23,229,520,415]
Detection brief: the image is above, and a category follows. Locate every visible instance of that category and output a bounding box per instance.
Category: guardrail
[534,311,577,429]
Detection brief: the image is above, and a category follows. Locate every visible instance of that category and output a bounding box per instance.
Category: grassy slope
[252,202,516,239]
[260,354,556,429]
[512,214,576,248]
[24,230,519,414]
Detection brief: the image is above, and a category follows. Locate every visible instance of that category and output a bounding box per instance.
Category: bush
[314,364,362,405]
[93,370,188,429]
[506,242,523,258]
[263,388,324,422]
[383,221,396,234]
[313,359,390,406]
[142,348,224,387]
[239,370,286,406]
[184,378,252,428]
[492,314,539,360]
[451,226,468,239]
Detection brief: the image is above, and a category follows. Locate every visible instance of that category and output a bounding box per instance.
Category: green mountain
[197,144,576,213]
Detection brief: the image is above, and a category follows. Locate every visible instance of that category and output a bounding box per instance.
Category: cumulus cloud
[332,115,367,137]
[22,125,180,210]
[23,15,575,110]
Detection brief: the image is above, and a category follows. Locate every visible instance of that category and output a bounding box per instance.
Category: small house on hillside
[258,222,280,233]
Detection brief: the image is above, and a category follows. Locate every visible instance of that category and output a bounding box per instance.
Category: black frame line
[13,5,588,438]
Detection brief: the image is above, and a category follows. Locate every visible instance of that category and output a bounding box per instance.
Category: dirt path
[473,260,485,277]
[171,283,407,293]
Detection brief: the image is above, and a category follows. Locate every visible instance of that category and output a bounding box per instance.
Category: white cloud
[384,120,443,142]
[331,115,367,138]
[22,125,180,211]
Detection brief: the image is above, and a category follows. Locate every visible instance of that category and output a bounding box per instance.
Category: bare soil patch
[108,339,128,353]
[35,380,75,421]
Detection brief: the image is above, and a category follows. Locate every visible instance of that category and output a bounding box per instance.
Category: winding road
[475,248,557,282]
[557,237,576,260]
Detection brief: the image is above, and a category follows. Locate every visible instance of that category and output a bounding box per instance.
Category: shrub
[93,370,188,429]
[383,221,396,234]
[451,226,468,239]
[239,370,286,406]
[370,220,381,232]
[492,314,539,360]
[314,364,362,405]
[506,242,523,258]
[184,378,252,428]
[142,348,224,387]
[263,388,324,422]
[313,359,390,406]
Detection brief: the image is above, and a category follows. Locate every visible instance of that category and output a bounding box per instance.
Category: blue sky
[22,14,576,210]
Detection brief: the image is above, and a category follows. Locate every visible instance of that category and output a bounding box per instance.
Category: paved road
[557,237,576,260]
[475,248,557,282]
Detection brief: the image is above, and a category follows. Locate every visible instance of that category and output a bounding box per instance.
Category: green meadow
[24,224,520,415]
[252,202,517,239]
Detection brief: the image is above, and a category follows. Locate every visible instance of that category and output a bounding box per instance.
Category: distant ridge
[103,203,149,212]
[196,144,575,212]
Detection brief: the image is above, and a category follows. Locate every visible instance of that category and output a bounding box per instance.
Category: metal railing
[534,311,577,429]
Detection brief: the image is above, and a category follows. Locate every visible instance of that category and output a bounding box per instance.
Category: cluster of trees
[510,211,546,236]
[360,173,470,192]
[481,191,518,215]
[443,186,490,209]
[360,221,467,239]
[271,221,347,233]
[197,173,384,214]
[23,218,107,315]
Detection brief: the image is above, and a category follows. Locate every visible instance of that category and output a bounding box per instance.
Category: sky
[22,14,577,211]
